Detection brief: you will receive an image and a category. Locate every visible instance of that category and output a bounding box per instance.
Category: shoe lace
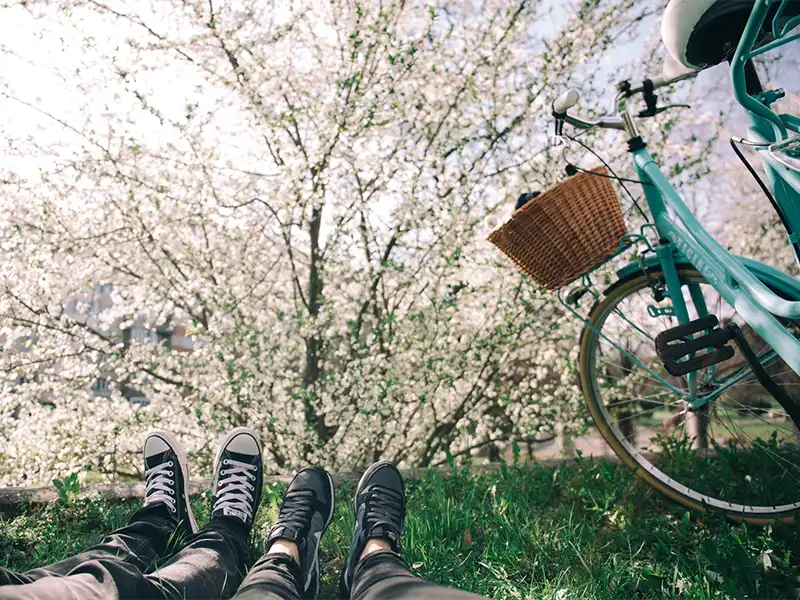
[214,459,258,521]
[277,489,315,534]
[364,485,404,534]
[145,461,177,513]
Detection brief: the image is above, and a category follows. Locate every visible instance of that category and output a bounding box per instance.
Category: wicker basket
[488,167,626,290]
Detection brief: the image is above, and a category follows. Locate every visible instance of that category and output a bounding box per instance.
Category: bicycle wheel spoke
[737,365,798,385]
[603,392,677,409]
[720,404,789,419]
[714,409,800,487]
[610,305,656,343]
[615,406,687,428]
[596,358,676,390]
[733,382,800,386]
[721,396,798,439]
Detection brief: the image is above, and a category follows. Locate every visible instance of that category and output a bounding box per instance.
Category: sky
[1,0,797,218]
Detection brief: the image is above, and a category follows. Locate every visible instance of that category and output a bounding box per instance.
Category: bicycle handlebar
[551,88,626,131]
[552,69,699,134]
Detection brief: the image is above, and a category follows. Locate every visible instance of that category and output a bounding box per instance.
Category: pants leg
[231,553,303,600]
[144,518,250,599]
[0,503,175,586]
[351,551,488,600]
[0,517,249,600]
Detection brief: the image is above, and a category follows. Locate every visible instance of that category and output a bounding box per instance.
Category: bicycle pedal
[655,315,736,377]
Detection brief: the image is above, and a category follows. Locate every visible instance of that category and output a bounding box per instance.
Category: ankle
[268,539,301,566]
[210,514,251,540]
[359,537,395,561]
[141,500,177,521]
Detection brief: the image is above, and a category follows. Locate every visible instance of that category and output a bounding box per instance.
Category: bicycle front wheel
[579,268,800,523]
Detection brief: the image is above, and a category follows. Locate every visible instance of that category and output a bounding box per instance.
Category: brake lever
[554,116,565,136]
[656,103,691,113]
[635,78,691,118]
[637,103,691,117]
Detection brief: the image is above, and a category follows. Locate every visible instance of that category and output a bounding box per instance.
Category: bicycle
[494,0,800,524]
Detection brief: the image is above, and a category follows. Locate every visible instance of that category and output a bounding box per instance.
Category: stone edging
[0,460,585,506]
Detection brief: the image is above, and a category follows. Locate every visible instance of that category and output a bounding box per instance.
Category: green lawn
[2,457,800,599]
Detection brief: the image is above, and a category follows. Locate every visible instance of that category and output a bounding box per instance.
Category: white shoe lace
[145,461,177,513]
[214,459,258,521]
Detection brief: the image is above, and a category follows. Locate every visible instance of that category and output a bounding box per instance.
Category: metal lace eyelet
[168,461,173,467]
[168,489,175,495]
[167,471,173,477]
[223,459,229,465]
[170,506,177,513]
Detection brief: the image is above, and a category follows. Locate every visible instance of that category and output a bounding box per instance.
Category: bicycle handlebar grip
[552,89,580,115]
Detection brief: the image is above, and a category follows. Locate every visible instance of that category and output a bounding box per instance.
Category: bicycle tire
[579,267,800,524]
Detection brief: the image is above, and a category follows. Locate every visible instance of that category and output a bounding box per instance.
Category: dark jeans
[234,550,487,600]
[0,506,485,600]
[0,504,250,600]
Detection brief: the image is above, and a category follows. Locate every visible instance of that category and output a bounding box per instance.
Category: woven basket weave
[488,167,626,290]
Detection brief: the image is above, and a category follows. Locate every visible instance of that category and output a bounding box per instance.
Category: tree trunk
[617,408,637,445]
[487,444,501,462]
[303,204,331,443]
[687,404,709,452]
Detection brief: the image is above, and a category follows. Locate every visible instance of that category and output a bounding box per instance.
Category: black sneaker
[143,429,198,534]
[339,461,405,596]
[265,466,335,599]
[210,427,264,527]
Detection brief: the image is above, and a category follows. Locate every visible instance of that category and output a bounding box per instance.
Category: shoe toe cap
[144,432,171,458]
[364,461,404,493]
[225,430,261,456]
[293,467,333,501]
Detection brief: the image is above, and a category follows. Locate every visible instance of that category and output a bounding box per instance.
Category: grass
[3,456,800,599]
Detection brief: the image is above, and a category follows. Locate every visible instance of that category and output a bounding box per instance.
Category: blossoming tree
[0,0,776,484]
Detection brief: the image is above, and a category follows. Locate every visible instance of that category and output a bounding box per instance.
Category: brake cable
[730,136,800,265]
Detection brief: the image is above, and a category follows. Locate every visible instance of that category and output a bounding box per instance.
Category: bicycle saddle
[662,0,800,70]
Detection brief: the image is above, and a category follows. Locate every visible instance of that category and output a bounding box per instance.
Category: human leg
[0,429,196,587]
[0,427,264,600]
[0,513,251,600]
[350,551,487,600]
[0,503,175,586]
[340,462,488,600]
[232,466,334,600]
[142,426,265,599]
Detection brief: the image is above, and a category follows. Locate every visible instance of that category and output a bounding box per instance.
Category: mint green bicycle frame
[626,0,800,407]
